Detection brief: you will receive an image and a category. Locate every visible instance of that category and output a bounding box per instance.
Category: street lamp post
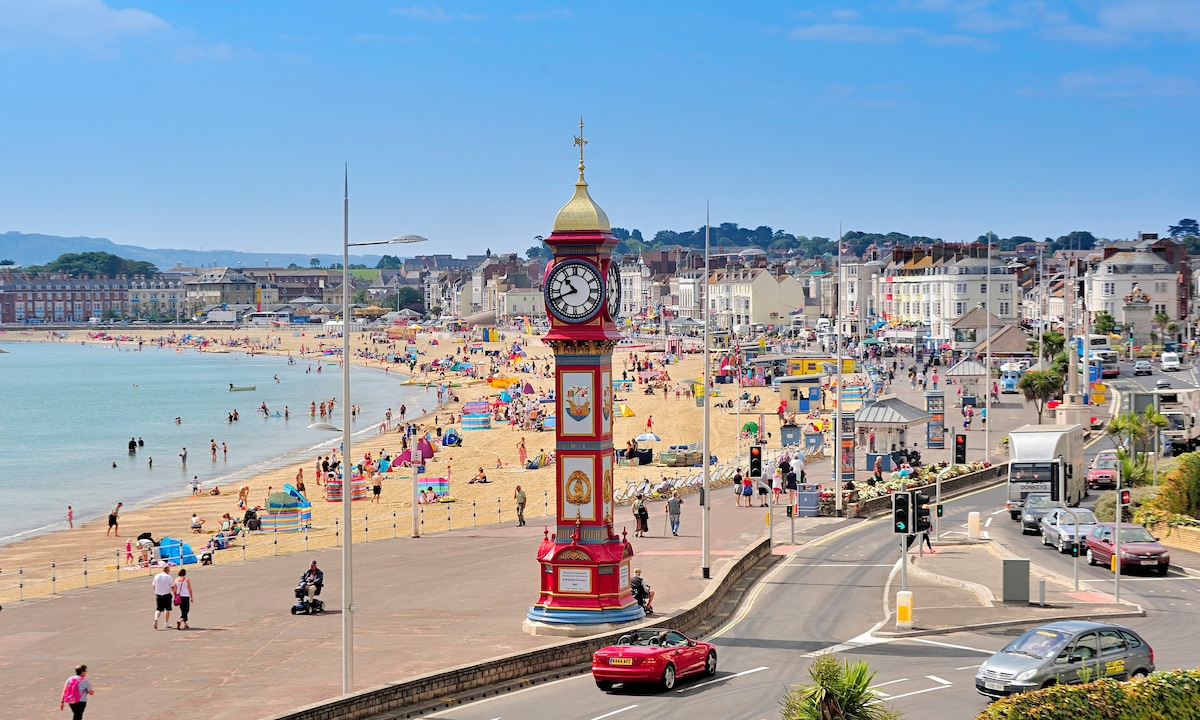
[339,166,427,694]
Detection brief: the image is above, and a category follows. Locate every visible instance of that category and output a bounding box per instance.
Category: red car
[1084,522,1171,575]
[1086,451,1119,489]
[591,628,717,691]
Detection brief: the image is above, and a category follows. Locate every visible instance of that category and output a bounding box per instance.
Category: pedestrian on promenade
[152,565,174,630]
[59,664,94,719]
[734,468,745,506]
[173,568,194,629]
[514,484,527,526]
[106,503,122,537]
[632,493,649,537]
[666,491,683,536]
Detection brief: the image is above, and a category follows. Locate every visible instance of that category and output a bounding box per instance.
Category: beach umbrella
[635,432,662,443]
[861,338,881,345]
[741,421,759,434]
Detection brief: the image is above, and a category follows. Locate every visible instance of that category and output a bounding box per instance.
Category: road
[424,481,1200,720]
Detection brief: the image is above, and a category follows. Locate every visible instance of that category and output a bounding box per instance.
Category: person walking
[59,664,94,719]
[734,468,745,507]
[152,565,174,630]
[632,493,649,537]
[517,437,527,467]
[106,502,122,537]
[173,568,194,629]
[665,491,683,536]
[514,484,527,526]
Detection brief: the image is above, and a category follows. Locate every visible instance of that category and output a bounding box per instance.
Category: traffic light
[1120,489,1131,505]
[953,434,967,464]
[935,504,944,518]
[749,446,763,478]
[892,492,911,535]
[1050,462,1061,502]
[912,491,933,534]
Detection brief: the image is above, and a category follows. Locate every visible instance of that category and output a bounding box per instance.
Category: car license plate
[1141,560,1158,566]
[609,657,633,665]
[985,681,1005,691]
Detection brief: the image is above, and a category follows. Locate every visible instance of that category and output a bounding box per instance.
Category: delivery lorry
[1006,424,1086,520]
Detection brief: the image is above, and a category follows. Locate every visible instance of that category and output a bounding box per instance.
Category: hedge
[975,669,1200,720]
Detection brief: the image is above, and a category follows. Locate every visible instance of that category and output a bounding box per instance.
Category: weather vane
[573,115,587,179]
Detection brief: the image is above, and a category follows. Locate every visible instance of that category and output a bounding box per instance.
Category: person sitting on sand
[469,467,489,484]
[190,514,206,533]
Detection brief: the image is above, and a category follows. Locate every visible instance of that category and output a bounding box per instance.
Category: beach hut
[261,488,312,532]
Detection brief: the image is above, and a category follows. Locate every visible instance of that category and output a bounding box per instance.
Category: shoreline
[0,326,759,604]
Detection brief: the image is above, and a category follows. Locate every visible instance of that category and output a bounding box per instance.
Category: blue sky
[0,1,1197,257]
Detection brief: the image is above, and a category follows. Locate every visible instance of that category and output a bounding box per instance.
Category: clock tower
[524,120,643,635]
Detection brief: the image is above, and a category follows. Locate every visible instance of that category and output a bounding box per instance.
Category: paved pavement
[6,355,1187,720]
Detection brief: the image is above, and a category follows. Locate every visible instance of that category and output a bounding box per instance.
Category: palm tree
[1154,312,1171,345]
[1018,369,1062,424]
[1105,409,1168,482]
[1040,331,1065,359]
[781,654,900,720]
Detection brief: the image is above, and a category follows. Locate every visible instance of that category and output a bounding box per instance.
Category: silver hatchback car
[975,621,1154,698]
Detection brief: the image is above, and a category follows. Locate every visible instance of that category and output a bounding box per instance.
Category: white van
[1161,352,1181,371]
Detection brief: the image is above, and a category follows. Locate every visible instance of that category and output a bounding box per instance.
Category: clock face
[606,261,621,321]
[546,259,604,323]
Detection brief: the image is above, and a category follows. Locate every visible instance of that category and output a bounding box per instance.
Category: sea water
[0,341,437,544]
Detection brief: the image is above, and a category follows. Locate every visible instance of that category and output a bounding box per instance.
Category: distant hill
[0,232,384,270]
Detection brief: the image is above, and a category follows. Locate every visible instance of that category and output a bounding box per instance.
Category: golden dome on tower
[552,117,611,233]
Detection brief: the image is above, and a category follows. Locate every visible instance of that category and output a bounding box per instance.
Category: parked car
[1084,523,1171,575]
[1133,360,1152,376]
[1087,450,1120,489]
[1041,508,1099,553]
[1161,352,1181,371]
[591,628,717,691]
[1020,493,1057,535]
[975,621,1154,698]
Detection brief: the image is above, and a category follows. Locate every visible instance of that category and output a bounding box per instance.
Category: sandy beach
[0,326,764,604]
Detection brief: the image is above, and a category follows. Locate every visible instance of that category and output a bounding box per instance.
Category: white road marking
[794,563,896,568]
[956,664,982,670]
[805,626,892,657]
[591,705,638,720]
[910,637,996,655]
[982,530,990,539]
[884,685,951,700]
[990,508,1006,516]
[984,517,993,527]
[868,678,909,689]
[927,675,952,685]
[679,665,769,693]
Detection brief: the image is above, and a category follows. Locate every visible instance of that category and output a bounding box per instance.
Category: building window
[954,283,966,294]
[999,283,1011,294]
[1102,282,1115,296]
[954,302,965,316]
[999,301,1011,316]
[981,283,987,294]
[1155,281,1168,293]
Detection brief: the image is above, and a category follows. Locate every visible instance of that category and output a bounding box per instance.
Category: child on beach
[67,506,73,529]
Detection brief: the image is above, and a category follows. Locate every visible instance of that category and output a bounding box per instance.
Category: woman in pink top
[173,569,194,629]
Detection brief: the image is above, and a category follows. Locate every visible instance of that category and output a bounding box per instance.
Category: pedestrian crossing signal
[953,434,967,464]
[1120,489,1131,505]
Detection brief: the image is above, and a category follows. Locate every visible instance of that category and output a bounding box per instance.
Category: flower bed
[819,461,1005,517]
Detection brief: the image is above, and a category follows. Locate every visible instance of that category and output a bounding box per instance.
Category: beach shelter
[261,489,312,532]
[420,478,451,496]
[462,400,490,415]
[158,536,198,565]
[741,421,759,435]
[523,382,535,395]
[416,437,436,460]
[442,428,462,446]
[615,404,636,417]
[325,474,371,502]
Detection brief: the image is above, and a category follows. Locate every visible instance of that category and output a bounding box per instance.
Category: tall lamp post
[339,166,427,694]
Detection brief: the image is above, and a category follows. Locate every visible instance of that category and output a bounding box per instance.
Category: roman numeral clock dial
[546,259,603,322]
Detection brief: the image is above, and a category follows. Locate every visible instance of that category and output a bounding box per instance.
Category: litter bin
[796,484,820,517]
[781,424,801,447]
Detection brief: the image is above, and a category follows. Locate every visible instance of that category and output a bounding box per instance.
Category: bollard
[83,555,88,588]
[967,511,981,539]
[896,590,914,630]
[1039,578,1046,607]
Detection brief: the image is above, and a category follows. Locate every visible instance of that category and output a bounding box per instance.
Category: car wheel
[1131,669,1149,679]
[1086,548,1097,566]
[1042,532,1051,546]
[1041,680,1057,689]
[661,664,676,690]
[1011,512,1020,521]
[596,680,614,692]
[1158,565,1169,576]
[705,651,718,676]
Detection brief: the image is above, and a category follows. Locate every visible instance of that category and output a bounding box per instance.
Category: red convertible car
[591,628,717,691]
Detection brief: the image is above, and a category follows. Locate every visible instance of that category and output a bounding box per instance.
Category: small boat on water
[229,384,256,392]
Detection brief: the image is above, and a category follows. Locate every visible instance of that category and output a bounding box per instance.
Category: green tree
[396,286,423,311]
[526,236,552,260]
[32,251,158,277]
[1018,370,1062,424]
[1105,409,1168,481]
[1168,219,1199,238]
[781,654,899,720]
[1154,312,1171,342]
[1035,331,1065,359]
[0,259,13,265]
[376,255,403,269]
[310,258,321,269]
[1092,311,1116,336]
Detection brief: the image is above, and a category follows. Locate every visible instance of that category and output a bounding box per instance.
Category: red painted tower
[524,120,643,634]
